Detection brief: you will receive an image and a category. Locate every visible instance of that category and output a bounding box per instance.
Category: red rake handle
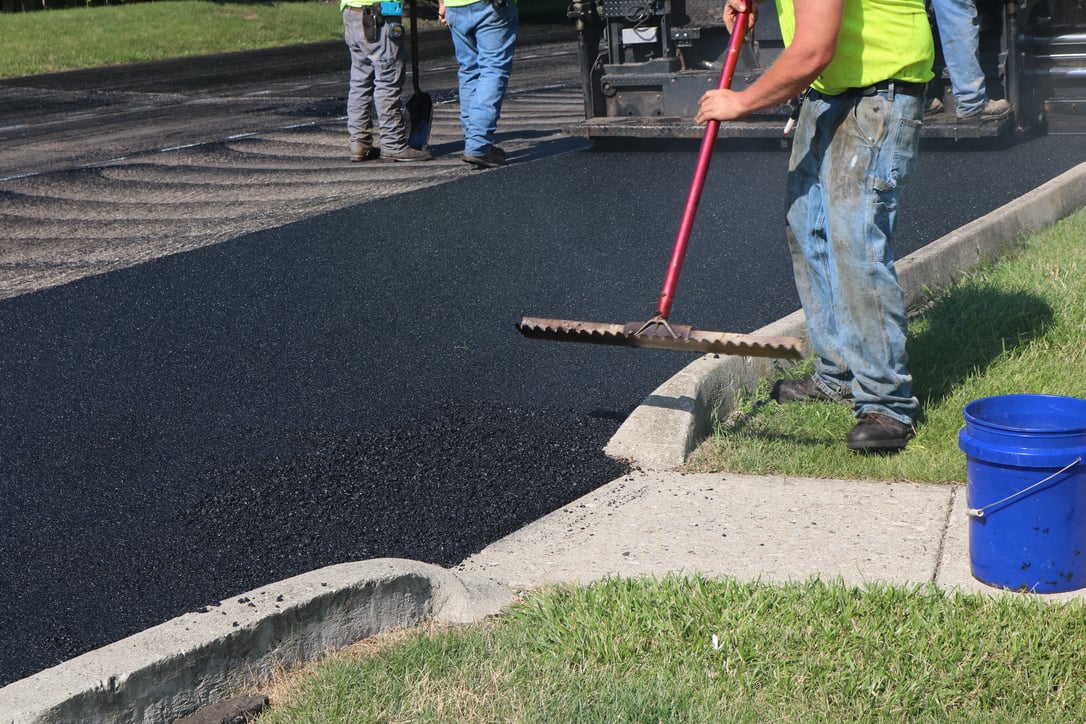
[656,12,750,319]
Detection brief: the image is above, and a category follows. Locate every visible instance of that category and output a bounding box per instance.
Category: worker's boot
[382,146,432,162]
[846,413,914,452]
[350,141,380,162]
[463,146,506,169]
[959,98,1011,120]
[771,377,847,403]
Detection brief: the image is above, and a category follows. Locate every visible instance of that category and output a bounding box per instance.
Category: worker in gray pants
[342,0,432,162]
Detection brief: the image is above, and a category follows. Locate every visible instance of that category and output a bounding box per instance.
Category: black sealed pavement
[3,91,1086,688]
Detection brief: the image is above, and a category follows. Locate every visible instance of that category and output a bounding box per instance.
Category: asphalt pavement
[4,37,1086,724]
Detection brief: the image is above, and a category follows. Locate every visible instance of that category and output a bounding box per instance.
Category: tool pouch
[362,6,379,42]
[379,1,403,38]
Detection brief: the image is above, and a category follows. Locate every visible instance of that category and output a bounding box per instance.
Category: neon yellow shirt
[775,0,934,95]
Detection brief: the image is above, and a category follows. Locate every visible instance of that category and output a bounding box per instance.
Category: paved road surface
[2,35,1086,687]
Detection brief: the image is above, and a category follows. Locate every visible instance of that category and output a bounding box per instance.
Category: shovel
[517,12,803,359]
[405,0,432,149]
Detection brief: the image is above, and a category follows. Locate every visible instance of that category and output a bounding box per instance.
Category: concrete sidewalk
[462,471,967,590]
[463,470,1083,601]
[3,162,1086,722]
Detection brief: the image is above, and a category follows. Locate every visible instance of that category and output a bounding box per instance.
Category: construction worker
[342,0,432,162]
[438,0,518,168]
[928,0,1012,119]
[696,0,934,452]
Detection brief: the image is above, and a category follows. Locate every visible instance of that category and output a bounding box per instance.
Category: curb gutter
[605,160,1086,469]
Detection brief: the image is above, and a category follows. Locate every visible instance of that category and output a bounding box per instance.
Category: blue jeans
[785,88,924,425]
[444,0,518,156]
[930,0,987,116]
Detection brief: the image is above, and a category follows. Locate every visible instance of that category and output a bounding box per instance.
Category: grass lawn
[1,1,345,77]
[0,0,569,78]
[260,575,1086,721]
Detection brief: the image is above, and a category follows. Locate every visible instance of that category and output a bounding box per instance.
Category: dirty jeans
[444,0,518,157]
[785,88,923,425]
[930,0,987,116]
[343,7,409,152]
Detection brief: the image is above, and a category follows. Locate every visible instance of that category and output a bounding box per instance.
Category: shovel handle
[407,0,422,94]
[656,11,750,319]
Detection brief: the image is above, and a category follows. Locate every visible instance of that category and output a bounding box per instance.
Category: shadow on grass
[908,284,1054,407]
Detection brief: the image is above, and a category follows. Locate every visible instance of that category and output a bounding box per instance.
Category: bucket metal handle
[966,457,1082,519]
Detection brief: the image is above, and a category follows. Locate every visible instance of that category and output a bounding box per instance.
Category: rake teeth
[517,317,804,359]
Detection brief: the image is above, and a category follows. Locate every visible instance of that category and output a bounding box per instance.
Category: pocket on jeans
[872,117,921,192]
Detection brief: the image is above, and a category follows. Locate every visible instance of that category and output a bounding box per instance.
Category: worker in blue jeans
[438,0,519,168]
[697,0,933,452]
[929,0,1011,118]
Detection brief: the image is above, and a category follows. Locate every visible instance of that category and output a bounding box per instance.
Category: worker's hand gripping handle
[655,11,750,320]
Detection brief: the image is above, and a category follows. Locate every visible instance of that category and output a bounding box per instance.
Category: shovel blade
[406,92,433,149]
[517,317,804,359]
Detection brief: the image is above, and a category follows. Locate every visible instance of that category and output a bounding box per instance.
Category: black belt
[822,80,927,99]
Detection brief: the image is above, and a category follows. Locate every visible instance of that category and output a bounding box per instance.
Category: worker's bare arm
[696,0,843,123]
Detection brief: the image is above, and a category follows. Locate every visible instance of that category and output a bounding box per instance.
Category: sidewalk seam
[932,486,959,586]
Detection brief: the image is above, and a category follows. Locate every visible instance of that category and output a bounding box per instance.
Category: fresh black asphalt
[2,132,1086,685]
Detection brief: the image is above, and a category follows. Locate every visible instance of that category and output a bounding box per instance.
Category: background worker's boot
[350,141,380,162]
[463,146,505,168]
[382,146,432,162]
[959,98,1011,120]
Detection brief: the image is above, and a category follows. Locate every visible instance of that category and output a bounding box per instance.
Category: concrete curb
[0,559,512,724]
[605,160,1086,469]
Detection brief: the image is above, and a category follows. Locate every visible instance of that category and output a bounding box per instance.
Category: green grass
[0,0,569,78]
[0,1,345,77]
[260,575,1086,721]
[686,207,1086,483]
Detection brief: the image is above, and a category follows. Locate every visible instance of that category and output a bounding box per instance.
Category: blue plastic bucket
[958,394,1086,593]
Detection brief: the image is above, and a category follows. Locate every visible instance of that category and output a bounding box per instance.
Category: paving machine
[565,0,1086,140]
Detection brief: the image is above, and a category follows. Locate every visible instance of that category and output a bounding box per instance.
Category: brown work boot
[381,146,432,162]
[463,146,506,169]
[349,142,380,162]
[771,377,846,403]
[958,98,1011,120]
[846,413,914,452]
